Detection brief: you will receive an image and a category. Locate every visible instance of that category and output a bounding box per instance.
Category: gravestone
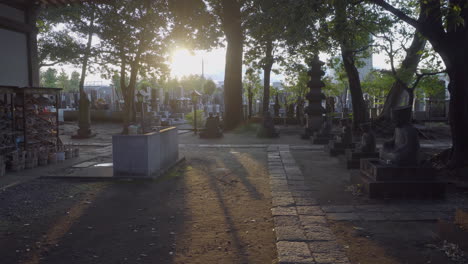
[274,95,280,118]
[296,98,305,125]
[310,116,334,144]
[345,122,379,169]
[356,106,446,199]
[200,113,223,138]
[287,103,295,119]
[73,91,95,139]
[257,111,279,138]
[325,119,354,156]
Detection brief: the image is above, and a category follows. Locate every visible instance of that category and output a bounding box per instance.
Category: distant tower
[358,34,373,80]
[201,58,205,79]
[201,58,205,92]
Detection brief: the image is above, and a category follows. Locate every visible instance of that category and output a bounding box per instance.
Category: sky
[71,47,390,86]
[169,48,389,84]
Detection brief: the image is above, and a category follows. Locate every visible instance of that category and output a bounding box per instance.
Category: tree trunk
[120,54,129,134]
[370,0,468,168]
[379,30,426,119]
[446,53,468,168]
[248,85,253,119]
[77,10,95,137]
[334,0,366,129]
[341,47,367,128]
[127,60,140,124]
[221,0,243,130]
[262,40,273,115]
[421,24,468,168]
[406,86,415,108]
[121,59,141,134]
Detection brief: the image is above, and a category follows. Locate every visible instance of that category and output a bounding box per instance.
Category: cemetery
[1,1,468,264]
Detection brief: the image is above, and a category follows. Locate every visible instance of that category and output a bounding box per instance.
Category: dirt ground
[179,124,307,145]
[4,121,463,264]
[330,221,458,264]
[0,147,276,264]
[59,122,122,145]
[292,149,468,264]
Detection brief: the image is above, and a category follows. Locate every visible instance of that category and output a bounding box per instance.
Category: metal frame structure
[0,86,18,154]
[15,87,62,150]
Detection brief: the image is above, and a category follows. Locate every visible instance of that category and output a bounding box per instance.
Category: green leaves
[361,70,394,100]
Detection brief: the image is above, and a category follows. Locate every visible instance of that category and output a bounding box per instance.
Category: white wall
[0,28,29,87]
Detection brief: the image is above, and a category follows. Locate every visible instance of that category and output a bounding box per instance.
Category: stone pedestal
[303,116,323,139]
[357,159,446,199]
[112,127,179,177]
[73,94,95,139]
[311,132,334,145]
[199,130,223,138]
[257,111,279,138]
[345,149,379,169]
[257,125,279,138]
[324,140,355,156]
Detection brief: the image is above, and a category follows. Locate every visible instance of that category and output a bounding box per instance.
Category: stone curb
[267,145,350,264]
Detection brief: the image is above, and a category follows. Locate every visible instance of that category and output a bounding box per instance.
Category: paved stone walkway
[321,203,453,222]
[267,144,350,264]
[180,141,450,150]
[180,144,324,151]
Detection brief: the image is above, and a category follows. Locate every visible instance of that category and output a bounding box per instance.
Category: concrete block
[272,206,298,216]
[112,127,179,177]
[300,215,328,225]
[276,226,307,241]
[313,251,350,264]
[272,196,296,207]
[294,197,319,206]
[307,241,342,253]
[297,206,325,216]
[274,216,301,227]
[276,241,315,264]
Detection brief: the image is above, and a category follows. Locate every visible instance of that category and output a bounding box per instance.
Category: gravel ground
[0,147,276,264]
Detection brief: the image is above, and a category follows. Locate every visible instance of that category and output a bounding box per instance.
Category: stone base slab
[358,171,447,199]
[360,159,436,182]
[345,150,379,169]
[325,140,355,156]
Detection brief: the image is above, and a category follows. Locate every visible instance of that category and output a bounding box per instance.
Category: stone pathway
[321,204,453,222]
[267,144,350,264]
[180,144,324,151]
[180,142,450,150]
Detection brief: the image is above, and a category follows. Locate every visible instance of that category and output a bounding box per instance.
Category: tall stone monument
[73,91,94,139]
[257,111,279,138]
[301,55,326,139]
[274,94,280,117]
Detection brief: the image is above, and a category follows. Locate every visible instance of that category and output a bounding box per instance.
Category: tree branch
[351,44,378,54]
[369,0,420,29]
[410,70,447,90]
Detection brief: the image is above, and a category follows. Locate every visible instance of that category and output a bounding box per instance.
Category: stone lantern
[302,55,326,139]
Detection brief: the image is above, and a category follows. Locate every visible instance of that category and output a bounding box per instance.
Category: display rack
[0,86,18,155]
[14,87,62,151]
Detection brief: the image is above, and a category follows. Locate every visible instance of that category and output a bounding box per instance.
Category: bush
[185,110,205,128]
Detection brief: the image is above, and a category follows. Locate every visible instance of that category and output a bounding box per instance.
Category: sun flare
[170,49,202,78]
